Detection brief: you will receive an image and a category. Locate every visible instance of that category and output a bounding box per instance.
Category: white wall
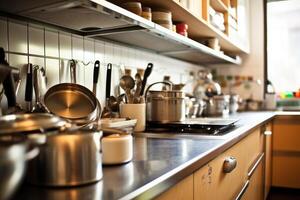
[214,0,265,101]
[0,17,202,110]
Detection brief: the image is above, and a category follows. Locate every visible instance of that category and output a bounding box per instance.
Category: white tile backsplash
[0,19,8,50]
[45,30,59,57]
[29,26,44,56]
[45,58,60,89]
[9,22,27,53]
[72,35,84,60]
[1,18,202,109]
[59,32,72,59]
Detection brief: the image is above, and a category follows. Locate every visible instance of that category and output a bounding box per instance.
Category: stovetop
[146,118,239,135]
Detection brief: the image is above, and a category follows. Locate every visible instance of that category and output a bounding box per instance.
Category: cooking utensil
[101,63,113,118]
[25,63,33,112]
[0,49,22,114]
[133,73,142,103]
[26,129,103,186]
[120,75,135,103]
[2,69,20,113]
[0,135,39,200]
[93,60,100,95]
[0,113,69,135]
[39,67,47,96]
[204,95,230,117]
[108,96,118,112]
[44,60,100,125]
[140,63,153,96]
[32,66,49,113]
[229,94,239,113]
[145,81,185,123]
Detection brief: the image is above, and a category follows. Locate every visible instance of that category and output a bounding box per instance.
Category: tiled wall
[0,17,202,109]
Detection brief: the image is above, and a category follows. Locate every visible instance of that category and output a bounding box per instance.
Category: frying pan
[43,60,100,125]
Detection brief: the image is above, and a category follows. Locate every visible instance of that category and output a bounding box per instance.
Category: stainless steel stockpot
[204,95,230,117]
[27,129,103,187]
[0,136,39,200]
[146,88,186,123]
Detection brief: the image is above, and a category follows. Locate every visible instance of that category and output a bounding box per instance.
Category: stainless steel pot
[26,129,103,186]
[146,82,185,123]
[0,136,39,200]
[0,113,104,187]
[204,95,230,117]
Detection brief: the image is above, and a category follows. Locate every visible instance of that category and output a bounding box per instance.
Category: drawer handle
[264,130,272,136]
[235,180,250,200]
[223,156,237,173]
[248,153,264,178]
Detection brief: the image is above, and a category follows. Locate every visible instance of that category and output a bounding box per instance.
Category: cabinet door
[264,123,272,199]
[194,128,263,200]
[155,175,193,200]
[272,117,300,188]
[241,154,264,200]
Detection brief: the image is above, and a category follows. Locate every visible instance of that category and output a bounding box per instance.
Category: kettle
[193,70,221,99]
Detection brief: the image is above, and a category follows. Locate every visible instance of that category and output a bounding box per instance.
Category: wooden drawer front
[272,155,300,188]
[194,128,262,200]
[273,119,300,152]
[243,128,264,171]
[241,155,264,200]
[156,175,193,200]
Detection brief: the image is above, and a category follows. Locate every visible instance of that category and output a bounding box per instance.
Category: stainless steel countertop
[12,112,278,200]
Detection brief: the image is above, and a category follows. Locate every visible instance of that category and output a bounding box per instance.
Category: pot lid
[148,90,185,98]
[0,113,69,134]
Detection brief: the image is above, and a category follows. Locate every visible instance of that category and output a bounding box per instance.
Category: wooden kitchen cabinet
[264,122,272,199]
[272,116,300,188]
[241,154,264,200]
[194,127,264,200]
[155,175,193,200]
[157,123,270,200]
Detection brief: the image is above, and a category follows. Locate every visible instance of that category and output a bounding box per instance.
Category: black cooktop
[146,118,239,135]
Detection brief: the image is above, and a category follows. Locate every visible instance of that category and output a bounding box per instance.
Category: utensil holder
[119,103,145,132]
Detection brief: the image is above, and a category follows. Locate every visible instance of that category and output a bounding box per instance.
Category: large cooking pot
[0,135,39,200]
[26,128,103,186]
[146,82,186,123]
[0,113,103,187]
[43,60,100,126]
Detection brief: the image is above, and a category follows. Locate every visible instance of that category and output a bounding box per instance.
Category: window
[267,0,300,92]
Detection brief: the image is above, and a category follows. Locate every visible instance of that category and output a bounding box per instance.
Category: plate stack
[152,10,173,30]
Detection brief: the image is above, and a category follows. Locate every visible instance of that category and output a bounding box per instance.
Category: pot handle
[144,81,172,101]
[25,147,39,161]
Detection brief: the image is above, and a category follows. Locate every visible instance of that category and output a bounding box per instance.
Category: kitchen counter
[12,112,279,200]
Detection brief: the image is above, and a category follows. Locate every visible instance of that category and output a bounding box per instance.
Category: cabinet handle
[223,156,237,173]
[235,180,250,200]
[264,130,272,136]
[248,153,264,178]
